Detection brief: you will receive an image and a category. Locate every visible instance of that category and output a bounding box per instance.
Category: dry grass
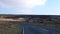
[0,18,26,22]
[0,22,22,34]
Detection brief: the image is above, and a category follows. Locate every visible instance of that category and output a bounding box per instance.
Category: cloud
[0,0,47,13]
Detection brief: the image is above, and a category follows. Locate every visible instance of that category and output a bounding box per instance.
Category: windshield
[0,0,60,34]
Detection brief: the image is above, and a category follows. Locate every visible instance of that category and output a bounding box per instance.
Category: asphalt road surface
[17,22,60,34]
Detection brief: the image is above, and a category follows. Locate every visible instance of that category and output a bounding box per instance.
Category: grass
[31,23,60,28]
[0,22,22,34]
[23,22,60,28]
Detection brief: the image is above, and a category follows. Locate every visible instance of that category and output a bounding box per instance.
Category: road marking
[40,27,49,31]
[42,29,49,31]
[23,27,24,34]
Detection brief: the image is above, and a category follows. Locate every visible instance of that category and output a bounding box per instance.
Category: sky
[0,0,60,15]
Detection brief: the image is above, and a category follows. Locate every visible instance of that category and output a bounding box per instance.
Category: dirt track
[0,18,26,22]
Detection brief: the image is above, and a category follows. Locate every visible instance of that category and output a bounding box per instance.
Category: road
[16,22,60,34]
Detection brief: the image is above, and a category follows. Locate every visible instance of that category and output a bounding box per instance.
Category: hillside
[0,14,60,24]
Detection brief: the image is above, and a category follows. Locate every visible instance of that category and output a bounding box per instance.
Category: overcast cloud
[0,0,47,13]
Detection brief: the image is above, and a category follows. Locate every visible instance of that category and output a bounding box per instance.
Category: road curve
[16,22,60,34]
